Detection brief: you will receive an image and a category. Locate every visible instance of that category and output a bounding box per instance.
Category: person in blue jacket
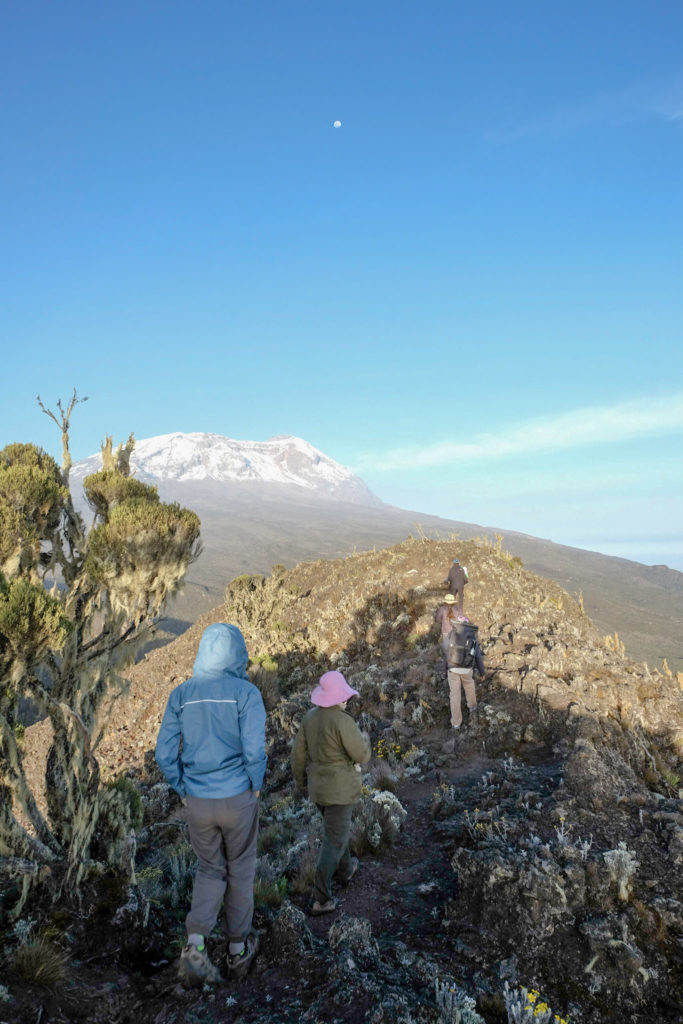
[155,622,267,988]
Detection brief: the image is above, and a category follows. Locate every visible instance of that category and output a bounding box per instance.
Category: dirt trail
[303,753,500,950]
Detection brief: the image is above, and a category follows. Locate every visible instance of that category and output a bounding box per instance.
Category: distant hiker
[444,558,468,612]
[155,623,267,988]
[434,593,460,661]
[290,671,371,916]
[445,615,486,731]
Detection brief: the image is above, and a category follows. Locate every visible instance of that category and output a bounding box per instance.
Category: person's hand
[254,790,260,798]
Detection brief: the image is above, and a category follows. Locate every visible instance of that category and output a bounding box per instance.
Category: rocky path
[303,754,500,953]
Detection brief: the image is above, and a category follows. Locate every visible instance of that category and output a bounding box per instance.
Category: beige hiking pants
[447,667,477,728]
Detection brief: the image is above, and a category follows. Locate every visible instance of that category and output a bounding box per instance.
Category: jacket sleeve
[155,691,185,797]
[290,720,308,789]
[339,716,371,766]
[239,686,267,791]
[475,643,485,676]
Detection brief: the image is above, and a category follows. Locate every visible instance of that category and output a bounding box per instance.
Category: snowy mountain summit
[71,432,381,506]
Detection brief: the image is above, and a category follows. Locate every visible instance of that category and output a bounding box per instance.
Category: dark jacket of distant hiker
[446,563,468,607]
[291,706,371,805]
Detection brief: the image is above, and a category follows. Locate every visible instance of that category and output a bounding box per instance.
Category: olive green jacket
[291,706,371,806]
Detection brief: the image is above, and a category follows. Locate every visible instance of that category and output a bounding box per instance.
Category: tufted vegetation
[0,393,200,912]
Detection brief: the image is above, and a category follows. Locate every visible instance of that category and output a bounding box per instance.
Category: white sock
[188,933,204,949]
[229,941,245,956]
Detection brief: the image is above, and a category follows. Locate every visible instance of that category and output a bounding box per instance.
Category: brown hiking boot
[226,931,259,981]
[178,943,222,988]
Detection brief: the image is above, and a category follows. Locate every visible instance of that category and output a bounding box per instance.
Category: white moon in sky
[333,120,342,128]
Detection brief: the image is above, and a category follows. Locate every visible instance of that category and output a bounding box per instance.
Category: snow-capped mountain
[70,432,381,506]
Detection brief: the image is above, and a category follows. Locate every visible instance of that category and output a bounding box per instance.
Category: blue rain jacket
[155,623,267,798]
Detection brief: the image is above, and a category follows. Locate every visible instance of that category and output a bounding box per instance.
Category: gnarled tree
[0,393,200,910]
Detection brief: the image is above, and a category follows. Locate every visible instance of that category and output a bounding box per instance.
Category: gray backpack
[446,621,478,669]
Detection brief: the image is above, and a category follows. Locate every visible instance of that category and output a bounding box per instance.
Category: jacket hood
[193,623,249,679]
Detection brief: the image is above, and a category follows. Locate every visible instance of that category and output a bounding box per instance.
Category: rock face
[9,536,683,1024]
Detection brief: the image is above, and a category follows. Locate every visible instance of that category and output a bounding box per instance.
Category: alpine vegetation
[2,525,682,1022]
[0,393,200,910]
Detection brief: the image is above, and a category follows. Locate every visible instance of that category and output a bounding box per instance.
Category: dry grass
[288,843,318,896]
[254,875,287,907]
[248,661,281,711]
[12,936,70,986]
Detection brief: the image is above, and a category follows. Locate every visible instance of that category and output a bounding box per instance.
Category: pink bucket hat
[310,670,359,707]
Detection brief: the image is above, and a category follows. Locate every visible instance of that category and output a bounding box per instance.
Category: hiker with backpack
[444,558,468,612]
[155,623,267,988]
[434,593,461,660]
[445,614,486,730]
[290,671,371,916]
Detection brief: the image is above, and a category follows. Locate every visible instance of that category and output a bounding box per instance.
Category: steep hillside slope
[11,538,682,1024]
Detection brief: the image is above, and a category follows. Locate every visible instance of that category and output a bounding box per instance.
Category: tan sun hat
[444,594,457,604]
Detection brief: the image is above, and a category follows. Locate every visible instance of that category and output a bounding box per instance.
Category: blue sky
[2,1,682,567]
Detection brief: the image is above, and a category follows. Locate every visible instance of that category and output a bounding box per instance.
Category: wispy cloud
[489,74,683,142]
[354,393,683,472]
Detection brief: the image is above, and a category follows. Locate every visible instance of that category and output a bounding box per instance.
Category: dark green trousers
[313,803,353,903]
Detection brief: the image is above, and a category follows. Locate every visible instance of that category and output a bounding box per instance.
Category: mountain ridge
[70,433,683,672]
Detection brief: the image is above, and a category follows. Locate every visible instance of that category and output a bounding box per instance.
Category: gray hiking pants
[184,789,259,942]
[313,803,354,903]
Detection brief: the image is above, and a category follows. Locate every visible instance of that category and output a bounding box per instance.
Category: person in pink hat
[290,670,371,915]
